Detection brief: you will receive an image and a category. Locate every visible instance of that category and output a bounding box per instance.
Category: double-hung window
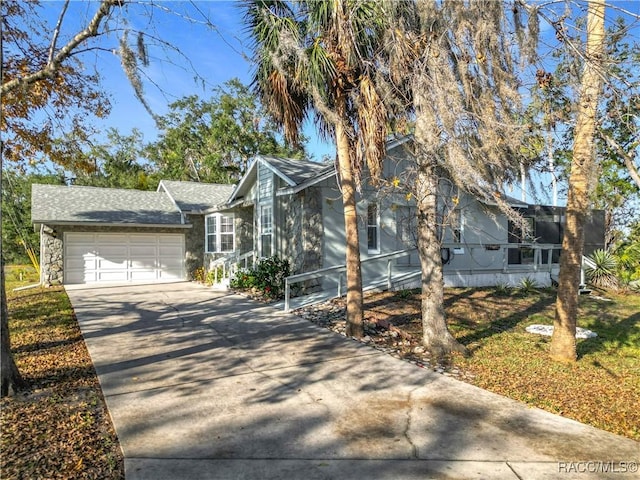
[206,213,235,253]
[260,205,273,257]
[367,203,380,253]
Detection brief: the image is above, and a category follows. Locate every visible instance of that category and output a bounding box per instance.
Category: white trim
[229,156,259,202]
[367,202,381,254]
[258,156,297,186]
[276,168,337,196]
[205,213,236,254]
[157,180,186,223]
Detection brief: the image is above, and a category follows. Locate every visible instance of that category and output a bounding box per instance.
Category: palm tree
[244,0,388,337]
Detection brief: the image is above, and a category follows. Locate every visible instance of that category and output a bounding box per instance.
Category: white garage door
[64,233,185,284]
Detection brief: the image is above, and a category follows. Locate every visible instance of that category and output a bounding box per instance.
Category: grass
[357,287,640,441]
[1,265,124,479]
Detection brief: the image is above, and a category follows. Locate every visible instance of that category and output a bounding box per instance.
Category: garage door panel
[66,244,96,255]
[159,245,183,256]
[66,233,96,243]
[64,233,185,284]
[97,270,129,282]
[130,258,157,269]
[129,270,159,281]
[98,258,128,269]
[129,235,157,244]
[66,256,97,270]
[130,245,157,256]
[158,235,182,246]
[158,258,182,269]
[98,244,128,256]
[97,234,128,243]
[158,268,183,280]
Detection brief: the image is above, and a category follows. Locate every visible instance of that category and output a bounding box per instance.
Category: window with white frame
[205,213,235,253]
[367,203,380,253]
[260,205,273,257]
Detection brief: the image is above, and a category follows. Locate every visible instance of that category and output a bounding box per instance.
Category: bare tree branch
[47,0,70,66]
[601,132,640,188]
[2,0,124,95]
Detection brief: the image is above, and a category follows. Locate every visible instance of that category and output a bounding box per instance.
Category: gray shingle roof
[260,156,334,186]
[31,184,185,225]
[159,180,235,212]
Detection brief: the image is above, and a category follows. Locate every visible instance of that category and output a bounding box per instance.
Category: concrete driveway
[66,282,639,480]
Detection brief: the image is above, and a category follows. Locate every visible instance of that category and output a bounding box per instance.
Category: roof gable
[159,180,235,213]
[230,155,333,202]
[31,184,185,226]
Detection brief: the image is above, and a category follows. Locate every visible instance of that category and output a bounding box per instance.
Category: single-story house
[31,180,233,285]
[32,138,604,291]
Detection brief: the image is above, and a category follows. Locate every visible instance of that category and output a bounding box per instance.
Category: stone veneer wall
[39,224,191,286]
[236,207,254,256]
[41,226,63,285]
[185,214,204,279]
[301,187,323,273]
[281,187,323,293]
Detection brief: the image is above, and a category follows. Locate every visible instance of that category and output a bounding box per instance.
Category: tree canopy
[145,79,306,184]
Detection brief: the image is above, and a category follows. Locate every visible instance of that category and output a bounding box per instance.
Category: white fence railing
[284,249,419,312]
[283,243,566,311]
[209,251,256,285]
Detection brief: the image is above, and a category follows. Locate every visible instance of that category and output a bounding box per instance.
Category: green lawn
[358,287,640,441]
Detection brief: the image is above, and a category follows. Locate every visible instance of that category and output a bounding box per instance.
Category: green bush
[518,276,538,295]
[206,266,225,285]
[230,256,290,299]
[494,282,512,296]
[229,269,255,289]
[586,249,618,290]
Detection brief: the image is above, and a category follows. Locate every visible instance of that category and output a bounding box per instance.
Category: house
[31,181,233,285]
[32,139,605,293]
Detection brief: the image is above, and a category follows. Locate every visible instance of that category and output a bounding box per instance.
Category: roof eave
[228,157,259,202]
[276,168,337,196]
[32,220,192,229]
[258,156,298,186]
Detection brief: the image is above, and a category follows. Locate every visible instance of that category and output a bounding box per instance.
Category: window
[205,214,235,253]
[367,203,380,253]
[260,205,273,257]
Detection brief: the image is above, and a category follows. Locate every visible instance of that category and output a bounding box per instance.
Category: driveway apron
[66,282,639,480]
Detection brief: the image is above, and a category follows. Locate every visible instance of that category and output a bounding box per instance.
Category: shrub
[586,249,618,290]
[494,282,512,296]
[230,256,291,300]
[192,267,206,283]
[205,266,225,285]
[518,276,538,295]
[229,269,254,289]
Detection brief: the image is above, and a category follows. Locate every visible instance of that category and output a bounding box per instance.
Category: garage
[64,232,185,284]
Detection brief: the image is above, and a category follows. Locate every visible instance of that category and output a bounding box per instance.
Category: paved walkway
[66,282,639,480]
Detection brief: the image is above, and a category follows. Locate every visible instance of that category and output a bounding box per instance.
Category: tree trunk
[335,96,364,338]
[1,261,28,397]
[551,0,606,363]
[413,89,466,359]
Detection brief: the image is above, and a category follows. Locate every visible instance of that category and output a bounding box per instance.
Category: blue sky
[42,1,335,162]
